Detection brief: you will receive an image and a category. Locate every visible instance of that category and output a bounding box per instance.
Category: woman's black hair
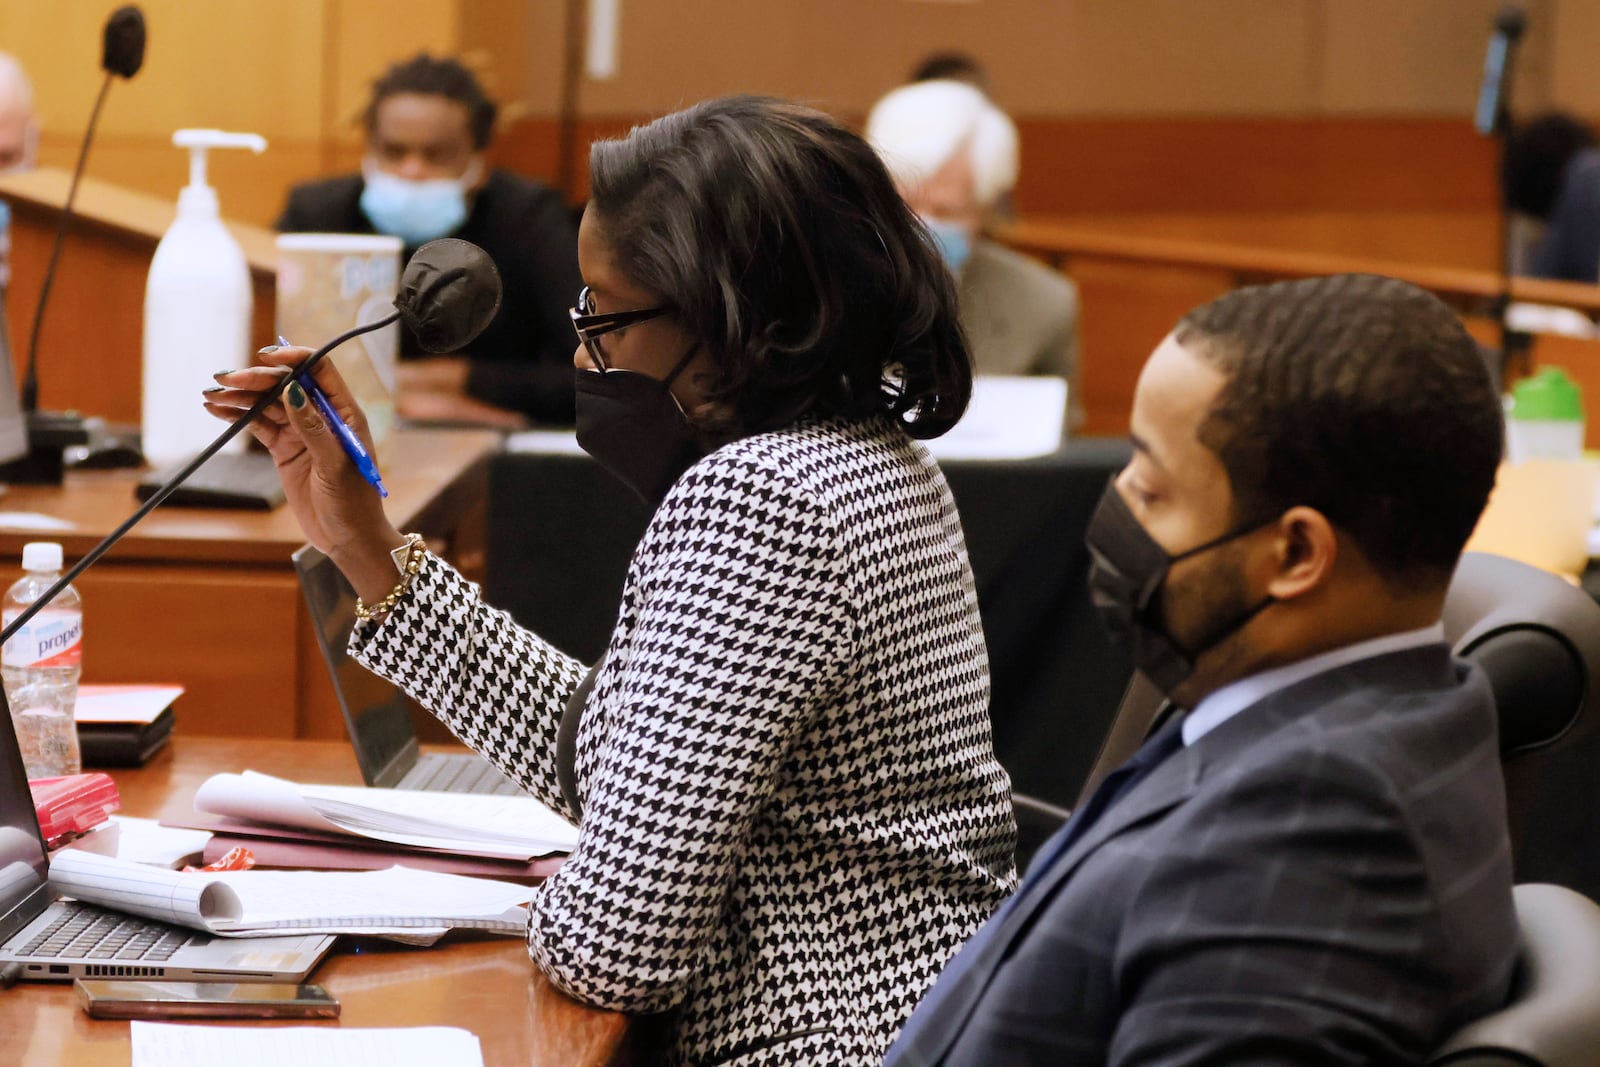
[587,95,972,439]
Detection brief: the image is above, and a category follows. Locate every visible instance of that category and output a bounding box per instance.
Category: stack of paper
[191,771,578,859]
[50,850,533,944]
[131,1022,485,1067]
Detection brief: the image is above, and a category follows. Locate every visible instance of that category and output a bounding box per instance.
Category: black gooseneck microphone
[0,238,503,646]
[20,5,146,416]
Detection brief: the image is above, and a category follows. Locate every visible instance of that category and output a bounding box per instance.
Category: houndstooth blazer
[352,415,1018,1066]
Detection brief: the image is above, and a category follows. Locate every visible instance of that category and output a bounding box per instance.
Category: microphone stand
[0,313,399,646]
[1479,8,1530,388]
[0,72,126,485]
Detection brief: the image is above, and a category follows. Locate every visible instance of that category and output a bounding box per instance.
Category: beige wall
[561,0,1562,119]
[0,0,1593,224]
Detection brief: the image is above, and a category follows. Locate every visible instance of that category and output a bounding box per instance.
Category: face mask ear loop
[661,342,700,387]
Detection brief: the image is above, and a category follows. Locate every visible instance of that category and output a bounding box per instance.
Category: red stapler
[28,774,121,848]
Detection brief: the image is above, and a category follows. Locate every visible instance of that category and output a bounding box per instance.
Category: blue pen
[279,336,388,498]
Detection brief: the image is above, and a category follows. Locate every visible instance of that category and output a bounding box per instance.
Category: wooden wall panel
[1319,0,1556,115]
[1067,260,1235,435]
[494,113,1501,219]
[1009,116,1500,216]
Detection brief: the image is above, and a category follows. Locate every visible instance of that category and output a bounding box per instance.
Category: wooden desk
[6,736,630,1067]
[0,427,500,740]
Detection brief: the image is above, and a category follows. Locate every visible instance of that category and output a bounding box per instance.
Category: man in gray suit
[866,79,1082,429]
[886,273,1517,1066]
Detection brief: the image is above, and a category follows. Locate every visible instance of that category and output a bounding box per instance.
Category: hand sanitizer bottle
[141,129,267,466]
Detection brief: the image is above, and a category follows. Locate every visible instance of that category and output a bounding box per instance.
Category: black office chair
[1079,551,1600,901]
[1012,792,1071,872]
[1429,883,1600,1067]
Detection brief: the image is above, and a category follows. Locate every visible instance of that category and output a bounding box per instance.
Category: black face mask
[1085,479,1276,695]
[574,347,703,507]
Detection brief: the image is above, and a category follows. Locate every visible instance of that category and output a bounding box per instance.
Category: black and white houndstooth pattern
[352,415,1017,1066]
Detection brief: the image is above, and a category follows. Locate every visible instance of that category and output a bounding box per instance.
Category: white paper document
[193,771,578,859]
[74,683,184,723]
[131,1022,485,1067]
[49,851,532,940]
[923,375,1068,461]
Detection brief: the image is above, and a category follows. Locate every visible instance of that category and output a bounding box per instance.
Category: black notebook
[74,685,180,768]
[78,706,173,767]
[135,450,285,510]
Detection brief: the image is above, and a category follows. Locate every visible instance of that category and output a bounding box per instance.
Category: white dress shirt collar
[1181,622,1448,747]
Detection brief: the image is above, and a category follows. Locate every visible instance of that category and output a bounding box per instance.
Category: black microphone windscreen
[393,238,504,354]
[102,6,147,79]
[1495,5,1527,39]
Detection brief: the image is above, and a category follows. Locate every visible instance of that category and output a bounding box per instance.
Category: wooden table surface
[6,735,632,1066]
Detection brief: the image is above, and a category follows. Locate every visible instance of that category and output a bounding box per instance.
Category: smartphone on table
[75,979,340,1020]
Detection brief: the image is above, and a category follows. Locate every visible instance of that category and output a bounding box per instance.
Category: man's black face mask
[1084,479,1276,695]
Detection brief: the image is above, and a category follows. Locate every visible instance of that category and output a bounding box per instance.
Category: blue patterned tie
[1023,718,1185,878]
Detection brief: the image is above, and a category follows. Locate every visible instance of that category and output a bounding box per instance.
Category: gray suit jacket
[887,644,1518,1066]
[960,240,1082,428]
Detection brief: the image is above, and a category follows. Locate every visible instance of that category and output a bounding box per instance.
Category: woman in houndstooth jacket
[206,96,1016,1066]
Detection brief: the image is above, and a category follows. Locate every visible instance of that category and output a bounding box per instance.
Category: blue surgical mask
[921,215,973,274]
[359,159,481,245]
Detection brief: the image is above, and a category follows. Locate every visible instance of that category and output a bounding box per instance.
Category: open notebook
[293,544,523,796]
[0,689,334,982]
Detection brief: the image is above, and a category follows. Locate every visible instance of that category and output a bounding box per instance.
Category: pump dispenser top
[141,129,267,466]
[172,129,266,214]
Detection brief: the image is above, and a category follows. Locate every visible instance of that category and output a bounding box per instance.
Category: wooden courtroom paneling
[2,0,467,227]
[1070,259,1235,435]
[78,563,303,738]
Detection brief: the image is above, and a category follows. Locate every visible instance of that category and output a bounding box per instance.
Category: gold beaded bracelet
[354,532,427,622]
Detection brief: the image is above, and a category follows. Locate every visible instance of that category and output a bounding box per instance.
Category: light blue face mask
[359,160,480,245]
[921,215,974,275]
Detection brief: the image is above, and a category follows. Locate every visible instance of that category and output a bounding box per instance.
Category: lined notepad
[50,850,532,943]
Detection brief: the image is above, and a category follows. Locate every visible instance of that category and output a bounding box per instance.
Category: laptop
[293,544,523,796]
[0,695,335,982]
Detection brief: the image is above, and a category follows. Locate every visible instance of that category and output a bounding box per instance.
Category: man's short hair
[362,53,497,150]
[908,51,989,91]
[865,79,1017,209]
[1175,274,1503,589]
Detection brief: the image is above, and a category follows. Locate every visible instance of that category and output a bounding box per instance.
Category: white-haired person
[0,52,37,173]
[866,78,1082,428]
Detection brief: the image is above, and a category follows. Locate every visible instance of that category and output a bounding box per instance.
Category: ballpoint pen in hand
[280,336,388,498]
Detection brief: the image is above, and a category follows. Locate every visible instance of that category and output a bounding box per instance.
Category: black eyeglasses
[569,285,671,372]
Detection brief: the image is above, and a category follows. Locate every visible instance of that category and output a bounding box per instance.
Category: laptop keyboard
[408,753,523,795]
[17,902,195,961]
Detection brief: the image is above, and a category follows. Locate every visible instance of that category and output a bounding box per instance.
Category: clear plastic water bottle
[2,542,82,777]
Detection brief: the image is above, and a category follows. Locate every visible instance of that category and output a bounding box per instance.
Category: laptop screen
[0,686,61,946]
[292,545,423,788]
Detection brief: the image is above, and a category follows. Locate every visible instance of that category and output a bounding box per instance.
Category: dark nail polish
[202,385,225,395]
[286,381,306,409]
[212,369,243,380]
